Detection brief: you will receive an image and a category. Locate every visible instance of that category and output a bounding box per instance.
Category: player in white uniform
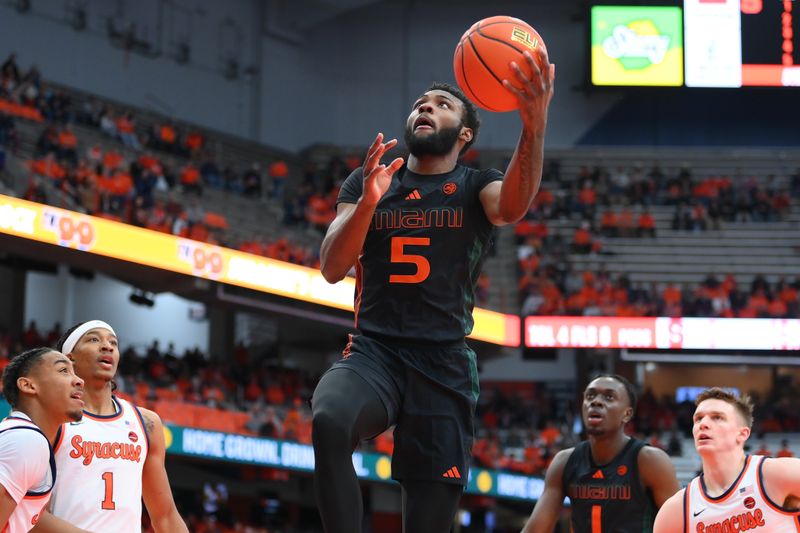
[655,387,800,533]
[30,320,188,533]
[0,347,89,533]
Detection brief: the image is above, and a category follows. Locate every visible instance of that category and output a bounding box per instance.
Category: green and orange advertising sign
[592,5,684,86]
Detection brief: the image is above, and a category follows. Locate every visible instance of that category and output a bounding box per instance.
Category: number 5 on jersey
[389,237,430,284]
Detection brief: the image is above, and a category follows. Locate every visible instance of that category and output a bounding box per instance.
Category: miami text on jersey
[69,435,143,466]
[370,207,463,230]
[568,483,632,501]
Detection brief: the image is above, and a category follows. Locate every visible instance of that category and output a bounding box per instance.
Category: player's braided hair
[2,347,53,408]
[426,81,481,155]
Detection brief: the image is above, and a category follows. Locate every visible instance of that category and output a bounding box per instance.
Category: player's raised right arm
[320,133,403,283]
[521,448,571,533]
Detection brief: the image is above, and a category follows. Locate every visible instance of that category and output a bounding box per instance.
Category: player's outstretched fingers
[385,157,405,177]
[364,133,388,172]
[365,136,398,171]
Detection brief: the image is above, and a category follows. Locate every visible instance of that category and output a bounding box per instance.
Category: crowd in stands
[514,160,800,318]
[2,52,322,272]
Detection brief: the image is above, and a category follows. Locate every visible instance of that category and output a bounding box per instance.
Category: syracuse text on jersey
[695,508,766,533]
[69,434,143,465]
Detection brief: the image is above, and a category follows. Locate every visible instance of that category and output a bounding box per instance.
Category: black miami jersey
[563,438,656,533]
[337,164,503,343]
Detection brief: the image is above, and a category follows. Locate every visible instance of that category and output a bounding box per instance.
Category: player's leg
[401,480,463,533]
[311,367,389,533]
[393,343,478,533]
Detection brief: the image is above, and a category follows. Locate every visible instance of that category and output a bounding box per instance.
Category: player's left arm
[638,446,681,508]
[761,456,800,507]
[138,408,189,533]
[0,486,16,530]
[479,50,555,226]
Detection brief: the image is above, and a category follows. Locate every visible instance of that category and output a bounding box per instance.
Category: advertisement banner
[525,316,800,351]
[165,425,544,502]
[0,195,519,346]
[591,5,684,86]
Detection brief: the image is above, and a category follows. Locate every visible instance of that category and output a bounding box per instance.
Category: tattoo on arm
[518,129,535,197]
[143,413,155,438]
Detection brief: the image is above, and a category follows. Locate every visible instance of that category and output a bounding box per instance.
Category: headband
[61,320,117,355]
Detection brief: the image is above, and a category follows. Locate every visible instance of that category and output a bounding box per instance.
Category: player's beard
[68,409,83,422]
[404,124,462,157]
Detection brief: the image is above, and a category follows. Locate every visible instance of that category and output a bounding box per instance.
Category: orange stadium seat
[203,212,229,230]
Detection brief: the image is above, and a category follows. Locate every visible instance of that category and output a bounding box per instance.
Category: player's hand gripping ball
[454,15,548,112]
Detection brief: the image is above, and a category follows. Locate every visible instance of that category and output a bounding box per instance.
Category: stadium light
[129,289,155,308]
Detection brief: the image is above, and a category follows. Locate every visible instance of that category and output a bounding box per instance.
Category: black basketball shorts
[328,333,479,486]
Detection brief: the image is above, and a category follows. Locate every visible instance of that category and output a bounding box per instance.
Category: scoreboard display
[591,0,800,87]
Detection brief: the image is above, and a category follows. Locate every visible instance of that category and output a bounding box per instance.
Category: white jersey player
[49,396,148,532]
[0,348,88,533]
[31,320,188,533]
[655,387,800,533]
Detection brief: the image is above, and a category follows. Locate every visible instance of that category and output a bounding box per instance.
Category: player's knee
[311,406,353,449]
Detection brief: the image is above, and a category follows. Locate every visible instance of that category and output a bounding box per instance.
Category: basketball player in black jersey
[310,50,555,533]
[522,375,680,533]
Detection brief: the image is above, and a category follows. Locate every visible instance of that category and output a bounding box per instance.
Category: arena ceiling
[265,0,571,32]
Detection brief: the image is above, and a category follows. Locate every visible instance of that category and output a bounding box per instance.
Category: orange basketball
[454,16,547,112]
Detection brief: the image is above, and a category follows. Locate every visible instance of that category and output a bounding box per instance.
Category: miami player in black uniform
[310,50,555,533]
[522,375,680,533]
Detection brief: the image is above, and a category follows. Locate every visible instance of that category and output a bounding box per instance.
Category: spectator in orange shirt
[180,163,202,196]
[617,206,634,237]
[56,124,78,163]
[661,283,682,316]
[30,152,66,181]
[515,218,535,244]
[747,289,770,317]
[116,112,142,150]
[637,208,656,237]
[767,296,788,318]
[152,123,177,152]
[188,222,210,242]
[184,131,204,156]
[600,209,618,237]
[577,182,597,217]
[268,159,288,199]
[111,169,133,197]
[102,149,123,171]
[754,441,772,457]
